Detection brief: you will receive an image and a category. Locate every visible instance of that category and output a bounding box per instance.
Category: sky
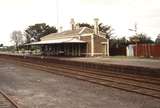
[0,0,160,45]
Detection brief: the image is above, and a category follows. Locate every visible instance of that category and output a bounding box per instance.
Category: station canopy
[26,38,86,45]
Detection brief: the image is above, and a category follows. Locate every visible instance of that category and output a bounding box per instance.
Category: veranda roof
[26,38,86,45]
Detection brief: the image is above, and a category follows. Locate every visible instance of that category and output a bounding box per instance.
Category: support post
[91,35,94,56]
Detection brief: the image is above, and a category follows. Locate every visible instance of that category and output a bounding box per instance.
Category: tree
[79,23,113,39]
[79,23,94,29]
[110,37,129,48]
[0,44,3,47]
[98,23,113,39]
[155,34,160,44]
[130,33,154,44]
[24,23,58,43]
[11,30,24,51]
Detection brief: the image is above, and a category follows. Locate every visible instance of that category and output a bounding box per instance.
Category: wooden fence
[133,44,160,57]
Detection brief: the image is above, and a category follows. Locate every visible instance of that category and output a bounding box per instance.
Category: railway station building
[28,18,109,57]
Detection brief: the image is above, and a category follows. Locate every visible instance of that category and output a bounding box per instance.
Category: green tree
[0,44,3,47]
[25,23,58,43]
[79,23,94,29]
[11,30,24,51]
[98,23,113,39]
[155,34,160,44]
[130,33,154,44]
[79,23,113,39]
[110,37,129,48]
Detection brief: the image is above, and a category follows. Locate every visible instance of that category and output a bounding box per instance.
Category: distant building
[28,18,109,57]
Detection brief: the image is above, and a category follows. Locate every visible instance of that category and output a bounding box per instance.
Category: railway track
[0,90,19,108]
[43,62,160,85]
[0,57,160,99]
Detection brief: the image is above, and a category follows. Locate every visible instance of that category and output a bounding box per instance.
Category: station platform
[0,53,160,77]
[59,57,160,69]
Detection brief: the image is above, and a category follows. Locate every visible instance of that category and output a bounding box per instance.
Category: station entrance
[41,43,87,57]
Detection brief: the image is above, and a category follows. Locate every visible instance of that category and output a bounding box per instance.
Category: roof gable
[41,27,106,41]
[41,28,83,41]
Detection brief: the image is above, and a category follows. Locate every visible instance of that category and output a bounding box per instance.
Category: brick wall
[80,35,107,56]
[80,36,91,55]
[94,36,107,56]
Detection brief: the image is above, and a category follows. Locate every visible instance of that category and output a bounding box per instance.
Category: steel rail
[0,90,19,108]
[4,58,160,99]
[0,57,160,99]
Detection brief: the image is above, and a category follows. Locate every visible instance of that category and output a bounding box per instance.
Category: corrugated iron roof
[41,28,83,41]
[40,27,106,41]
[26,38,86,45]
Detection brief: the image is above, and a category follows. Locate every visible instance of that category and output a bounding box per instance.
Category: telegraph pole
[129,23,139,57]
[56,0,59,31]
[128,23,138,35]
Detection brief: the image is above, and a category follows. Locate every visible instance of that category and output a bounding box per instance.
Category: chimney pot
[94,18,99,35]
[75,23,80,29]
[59,26,63,32]
[70,18,75,30]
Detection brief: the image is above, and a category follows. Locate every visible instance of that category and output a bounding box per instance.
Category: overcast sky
[0,0,160,45]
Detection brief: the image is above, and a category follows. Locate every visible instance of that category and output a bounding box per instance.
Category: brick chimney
[75,23,80,29]
[94,18,99,35]
[70,18,75,30]
[59,26,63,32]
